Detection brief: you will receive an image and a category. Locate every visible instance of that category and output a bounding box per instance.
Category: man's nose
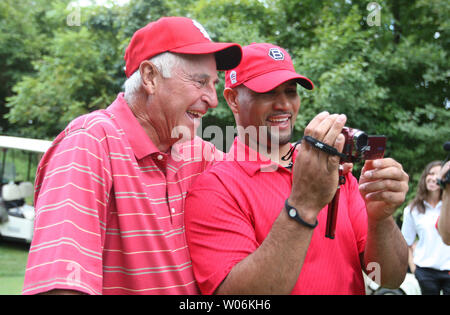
[273,92,290,110]
[202,84,218,109]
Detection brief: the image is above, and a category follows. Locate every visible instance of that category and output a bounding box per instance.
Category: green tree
[5,3,124,138]
[0,0,66,133]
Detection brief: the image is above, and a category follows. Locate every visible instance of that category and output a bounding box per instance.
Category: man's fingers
[310,114,338,140]
[363,190,406,205]
[303,113,347,163]
[304,111,330,137]
[317,114,346,169]
[364,158,402,171]
[359,157,409,204]
[342,163,353,175]
[359,178,408,194]
[361,166,408,182]
[326,134,345,171]
[360,159,408,184]
[306,113,346,144]
[321,114,347,146]
[302,111,330,155]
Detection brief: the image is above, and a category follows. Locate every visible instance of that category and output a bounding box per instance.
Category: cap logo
[230,70,237,84]
[192,20,211,41]
[268,48,285,61]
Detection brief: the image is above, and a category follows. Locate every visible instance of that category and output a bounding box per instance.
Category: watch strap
[284,199,318,229]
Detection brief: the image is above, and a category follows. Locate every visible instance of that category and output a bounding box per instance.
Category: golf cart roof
[0,135,52,153]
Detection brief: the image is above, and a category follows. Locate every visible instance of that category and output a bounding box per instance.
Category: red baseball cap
[225,43,314,92]
[124,17,242,78]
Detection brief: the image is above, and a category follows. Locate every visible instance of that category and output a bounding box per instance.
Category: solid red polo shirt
[23,93,222,295]
[185,137,368,295]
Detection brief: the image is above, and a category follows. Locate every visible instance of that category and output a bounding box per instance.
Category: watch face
[289,209,296,218]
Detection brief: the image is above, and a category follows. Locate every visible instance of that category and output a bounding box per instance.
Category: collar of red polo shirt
[124,16,243,77]
[230,137,299,176]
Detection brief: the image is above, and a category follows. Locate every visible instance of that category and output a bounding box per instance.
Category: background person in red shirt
[184,43,409,294]
[23,17,242,295]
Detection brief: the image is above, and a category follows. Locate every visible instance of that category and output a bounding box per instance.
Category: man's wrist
[367,214,395,233]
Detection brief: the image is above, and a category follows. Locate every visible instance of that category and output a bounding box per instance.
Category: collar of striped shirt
[107,93,160,160]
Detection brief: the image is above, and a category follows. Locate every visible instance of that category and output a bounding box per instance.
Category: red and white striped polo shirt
[23,93,222,295]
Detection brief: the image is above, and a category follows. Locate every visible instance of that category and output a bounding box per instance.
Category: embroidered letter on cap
[268,48,285,60]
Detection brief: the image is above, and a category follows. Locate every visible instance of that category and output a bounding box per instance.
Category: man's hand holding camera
[289,111,409,225]
[359,159,409,222]
[287,111,347,224]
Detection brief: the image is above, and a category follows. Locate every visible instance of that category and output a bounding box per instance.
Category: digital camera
[340,127,387,163]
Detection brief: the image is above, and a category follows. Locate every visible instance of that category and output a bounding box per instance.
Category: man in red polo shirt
[184,43,409,294]
[22,17,242,295]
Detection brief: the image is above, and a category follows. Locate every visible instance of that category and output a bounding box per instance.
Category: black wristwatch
[284,199,318,229]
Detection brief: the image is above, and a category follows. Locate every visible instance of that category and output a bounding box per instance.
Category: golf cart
[0,135,52,243]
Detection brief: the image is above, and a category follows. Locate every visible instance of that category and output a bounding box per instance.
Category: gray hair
[123,52,184,100]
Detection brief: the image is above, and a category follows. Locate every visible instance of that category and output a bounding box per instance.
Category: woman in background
[402,161,450,295]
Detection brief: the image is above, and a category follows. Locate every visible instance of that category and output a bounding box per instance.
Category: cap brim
[171,42,242,71]
[243,69,314,92]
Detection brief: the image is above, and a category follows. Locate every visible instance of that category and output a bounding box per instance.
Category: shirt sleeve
[184,172,259,295]
[22,128,112,295]
[401,205,417,246]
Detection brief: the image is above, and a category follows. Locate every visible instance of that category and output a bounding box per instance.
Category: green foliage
[1,0,449,217]
[6,25,118,138]
[0,0,66,133]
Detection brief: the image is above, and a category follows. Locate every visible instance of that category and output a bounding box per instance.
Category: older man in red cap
[184,43,409,295]
[23,17,242,295]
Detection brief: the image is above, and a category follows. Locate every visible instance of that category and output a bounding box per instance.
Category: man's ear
[223,88,239,114]
[139,60,160,95]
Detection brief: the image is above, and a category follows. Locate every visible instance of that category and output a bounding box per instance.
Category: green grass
[0,240,29,295]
